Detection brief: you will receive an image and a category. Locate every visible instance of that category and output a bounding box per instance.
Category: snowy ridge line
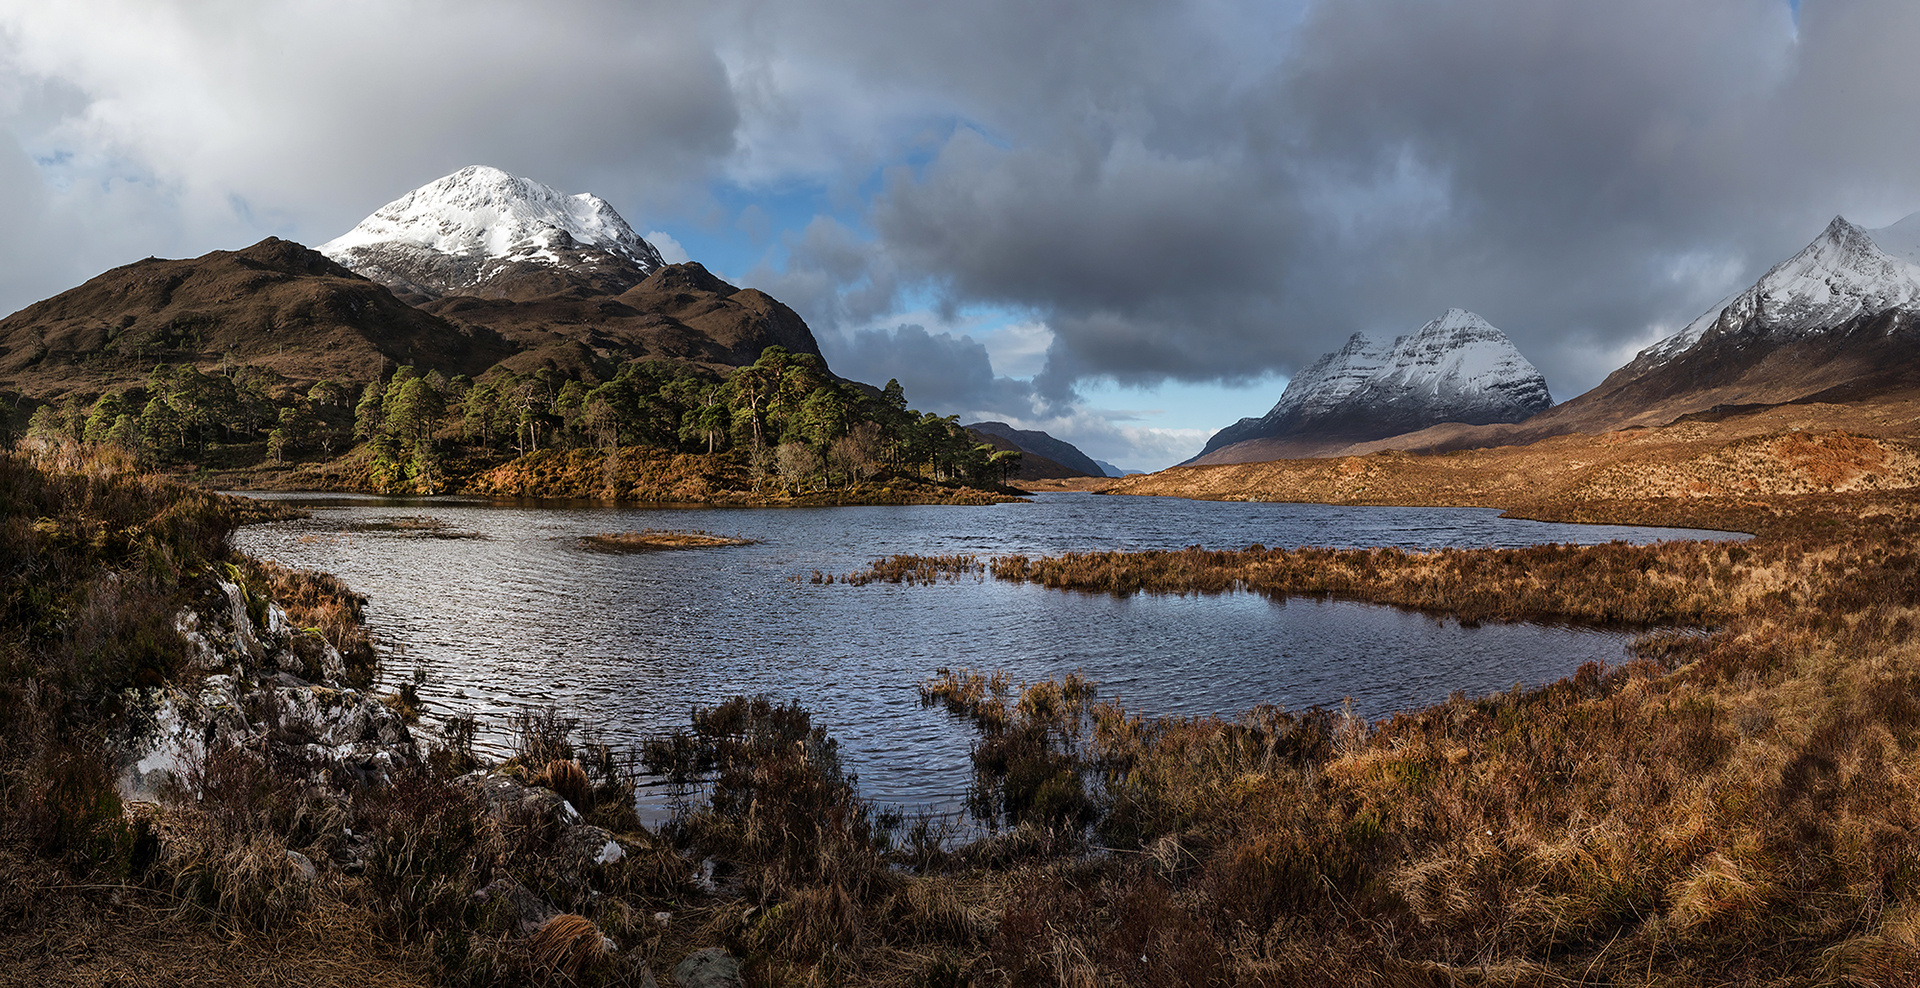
[1630,211,1920,372]
[320,165,664,272]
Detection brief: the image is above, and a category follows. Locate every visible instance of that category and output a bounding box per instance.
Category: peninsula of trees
[19,345,1025,501]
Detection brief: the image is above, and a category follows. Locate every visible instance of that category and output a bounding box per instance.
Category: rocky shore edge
[115,562,749,987]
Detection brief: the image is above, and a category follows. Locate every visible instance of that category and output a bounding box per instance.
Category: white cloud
[645,230,691,265]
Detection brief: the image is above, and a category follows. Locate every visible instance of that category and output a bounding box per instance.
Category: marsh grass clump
[642,695,905,972]
[539,758,592,814]
[922,669,1103,830]
[529,912,613,981]
[578,528,756,552]
[344,515,482,539]
[833,553,985,585]
[510,705,581,767]
[989,538,1734,625]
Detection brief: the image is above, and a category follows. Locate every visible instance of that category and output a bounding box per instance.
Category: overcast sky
[1,0,1916,469]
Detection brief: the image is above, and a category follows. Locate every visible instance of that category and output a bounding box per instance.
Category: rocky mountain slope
[424,260,826,380]
[1193,309,1551,464]
[323,166,826,377]
[319,165,664,302]
[0,238,509,398]
[964,421,1103,477]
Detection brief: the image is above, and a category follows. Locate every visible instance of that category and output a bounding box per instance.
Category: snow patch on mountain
[322,165,662,270]
[1361,308,1549,412]
[1264,333,1391,422]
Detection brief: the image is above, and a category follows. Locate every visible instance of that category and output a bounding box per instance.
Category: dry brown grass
[0,848,434,987]
[1113,425,1920,515]
[528,913,611,982]
[538,759,593,813]
[578,529,756,552]
[821,554,987,586]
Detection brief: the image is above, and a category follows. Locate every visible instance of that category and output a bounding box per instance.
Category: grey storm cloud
[820,323,1047,421]
[4,0,1920,408]
[757,0,1920,397]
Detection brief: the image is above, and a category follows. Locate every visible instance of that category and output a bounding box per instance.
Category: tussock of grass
[814,553,986,585]
[578,528,756,552]
[529,913,611,981]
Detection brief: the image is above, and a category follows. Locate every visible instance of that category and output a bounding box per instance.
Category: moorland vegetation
[11,426,1920,985]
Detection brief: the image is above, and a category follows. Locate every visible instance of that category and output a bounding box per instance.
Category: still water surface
[231,492,1738,815]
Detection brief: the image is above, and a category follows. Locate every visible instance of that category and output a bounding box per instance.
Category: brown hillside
[0,238,509,398]
[966,429,1088,480]
[417,261,825,378]
[1116,401,1920,517]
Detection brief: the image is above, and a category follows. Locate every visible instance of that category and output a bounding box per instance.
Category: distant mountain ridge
[1192,309,1551,464]
[1443,212,1920,447]
[0,238,509,397]
[964,421,1103,477]
[1208,211,1920,462]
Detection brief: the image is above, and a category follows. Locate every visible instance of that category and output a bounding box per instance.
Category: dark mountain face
[0,238,509,398]
[334,238,658,304]
[965,429,1088,480]
[414,262,825,380]
[963,421,1103,477]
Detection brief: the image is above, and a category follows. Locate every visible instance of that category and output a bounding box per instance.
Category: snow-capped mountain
[320,165,665,301]
[1477,210,1920,442]
[1193,309,1552,461]
[1623,215,1920,378]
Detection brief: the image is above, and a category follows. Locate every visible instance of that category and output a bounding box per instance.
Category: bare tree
[776,441,822,490]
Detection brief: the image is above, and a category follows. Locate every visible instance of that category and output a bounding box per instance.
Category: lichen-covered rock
[558,824,627,870]
[452,771,583,830]
[673,948,745,988]
[474,875,560,935]
[118,571,413,801]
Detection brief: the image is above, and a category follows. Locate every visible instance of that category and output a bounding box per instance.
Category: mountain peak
[1190,309,1551,462]
[319,166,664,301]
[1628,211,1920,375]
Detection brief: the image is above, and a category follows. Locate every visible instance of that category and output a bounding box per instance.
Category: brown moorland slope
[416,261,826,380]
[1118,400,1920,520]
[0,238,510,399]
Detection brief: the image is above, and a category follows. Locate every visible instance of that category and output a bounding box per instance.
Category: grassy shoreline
[177,443,1030,507]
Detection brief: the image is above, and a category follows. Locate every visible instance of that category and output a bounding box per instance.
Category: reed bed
[815,553,987,585]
